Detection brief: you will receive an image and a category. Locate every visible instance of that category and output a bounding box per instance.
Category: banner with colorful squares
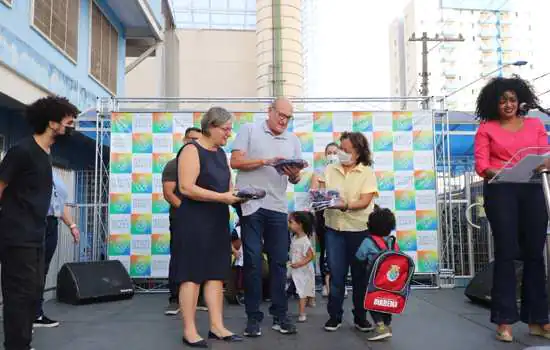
[108,111,439,278]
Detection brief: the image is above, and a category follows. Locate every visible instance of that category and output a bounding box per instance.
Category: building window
[32,0,79,62]
[90,1,118,93]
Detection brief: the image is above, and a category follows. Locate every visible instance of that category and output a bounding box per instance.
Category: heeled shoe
[208,331,244,342]
[182,336,208,348]
[529,325,550,339]
[496,329,513,342]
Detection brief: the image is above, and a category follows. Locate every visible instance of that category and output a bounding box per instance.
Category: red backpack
[363,235,415,315]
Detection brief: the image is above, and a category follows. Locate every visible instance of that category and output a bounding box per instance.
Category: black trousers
[315,210,328,283]
[1,245,44,350]
[37,216,59,317]
[484,182,549,325]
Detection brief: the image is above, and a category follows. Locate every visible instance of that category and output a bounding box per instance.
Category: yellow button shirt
[323,163,379,232]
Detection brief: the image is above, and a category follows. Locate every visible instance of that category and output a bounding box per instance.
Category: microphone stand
[533,104,550,300]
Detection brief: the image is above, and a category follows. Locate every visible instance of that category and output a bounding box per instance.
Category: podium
[489,146,550,297]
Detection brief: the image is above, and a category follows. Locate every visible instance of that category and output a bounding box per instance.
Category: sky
[305,0,409,98]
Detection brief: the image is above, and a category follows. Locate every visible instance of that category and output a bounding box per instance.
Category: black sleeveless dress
[171,140,231,283]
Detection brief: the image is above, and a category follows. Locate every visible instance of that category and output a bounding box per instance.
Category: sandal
[496,329,513,342]
[529,325,550,340]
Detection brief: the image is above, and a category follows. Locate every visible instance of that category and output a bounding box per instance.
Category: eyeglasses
[274,109,293,121]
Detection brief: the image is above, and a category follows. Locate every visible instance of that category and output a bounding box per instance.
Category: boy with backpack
[355,207,414,341]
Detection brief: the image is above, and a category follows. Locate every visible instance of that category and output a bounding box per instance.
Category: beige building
[126,0,304,110]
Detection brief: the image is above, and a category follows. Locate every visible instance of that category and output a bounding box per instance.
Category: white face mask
[326,154,339,165]
[337,150,353,165]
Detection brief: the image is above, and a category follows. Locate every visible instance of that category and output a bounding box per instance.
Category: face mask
[63,125,75,137]
[326,154,338,165]
[337,150,353,165]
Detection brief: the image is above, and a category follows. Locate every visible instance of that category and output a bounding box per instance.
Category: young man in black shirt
[162,127,204,315]
[0,96,78,350]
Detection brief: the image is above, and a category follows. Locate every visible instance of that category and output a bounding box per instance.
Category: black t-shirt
[0,137,53,247]
[161,158,178,216]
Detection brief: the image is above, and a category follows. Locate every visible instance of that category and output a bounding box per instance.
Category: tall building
[390,0,536,111]
[169,0,304,101]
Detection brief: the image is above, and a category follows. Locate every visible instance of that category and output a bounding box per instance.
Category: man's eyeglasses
[274,109,293,121]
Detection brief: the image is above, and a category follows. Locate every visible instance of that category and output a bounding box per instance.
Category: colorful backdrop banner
[108,111,439,278]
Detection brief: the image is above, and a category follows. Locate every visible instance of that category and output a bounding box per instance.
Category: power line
[409,32,465,109]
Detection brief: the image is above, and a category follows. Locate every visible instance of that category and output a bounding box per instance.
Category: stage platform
[14,288,550,349]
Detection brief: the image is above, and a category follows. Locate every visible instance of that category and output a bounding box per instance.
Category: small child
[229,221,244,305]
[355,207,397,341]
[288,211,316,322]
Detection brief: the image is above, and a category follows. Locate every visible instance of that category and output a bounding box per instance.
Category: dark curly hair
[475,76,538,121]
[26,96,79,134]
[289,211,315,237]
[367,207,396,237]
[340,132,373,166]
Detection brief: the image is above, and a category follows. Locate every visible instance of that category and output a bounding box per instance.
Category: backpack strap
[370,235,398,251]
[387,236,398,251]
[369,235,388,251]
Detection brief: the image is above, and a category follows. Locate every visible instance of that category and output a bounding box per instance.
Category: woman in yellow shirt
[317,132,379,332]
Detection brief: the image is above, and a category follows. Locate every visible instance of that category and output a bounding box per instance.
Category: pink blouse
[474,117,549,177]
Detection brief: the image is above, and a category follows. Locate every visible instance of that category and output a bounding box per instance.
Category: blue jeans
[241,208,289,322]
[484,182,549,324]
[325,228,368,322]
[37,216,59,318]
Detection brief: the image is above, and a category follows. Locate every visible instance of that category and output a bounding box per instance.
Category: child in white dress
[288,211,316,322]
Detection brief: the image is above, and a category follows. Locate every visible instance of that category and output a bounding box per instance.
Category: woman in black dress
[174,107,244,347]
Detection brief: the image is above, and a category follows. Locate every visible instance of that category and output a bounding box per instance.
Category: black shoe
[272,317,297,334]
[354,319,374,332]
[33,315,60,328]
[208,331,243,342]
[324,317,342,332]
[182,337,208,348]
[244,319,262,337]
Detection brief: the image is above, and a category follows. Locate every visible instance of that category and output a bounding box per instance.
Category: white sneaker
[322,285,329,297]
[298,314,307,322]
[344,287,349,298]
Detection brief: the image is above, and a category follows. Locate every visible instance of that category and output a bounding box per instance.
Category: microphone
[520,102,550,116]
[520,102,538,112]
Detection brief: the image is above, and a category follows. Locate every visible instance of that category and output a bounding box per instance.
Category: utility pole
[409,32,465,109]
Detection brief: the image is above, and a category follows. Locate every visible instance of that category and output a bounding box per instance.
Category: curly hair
[340,132,373,166]
[26,96,79,134]
[367,207,396,237]
[475,76,538,121]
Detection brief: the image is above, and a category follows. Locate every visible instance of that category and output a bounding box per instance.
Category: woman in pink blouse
[474,76,550,342]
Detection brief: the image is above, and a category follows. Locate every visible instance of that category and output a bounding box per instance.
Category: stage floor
[14,288,550,349]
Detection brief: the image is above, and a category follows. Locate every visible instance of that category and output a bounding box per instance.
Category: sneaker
[164,301,180,315]
[196,298,208,311]
[297,314,307,323]
[355,319,374,332]
[244,319,262,337]
[368,323,392,341]
[33,316,59,328]
[321,285,329,297]
[324,317,342,332]
[272,317,297,334]
[344,287,349,298]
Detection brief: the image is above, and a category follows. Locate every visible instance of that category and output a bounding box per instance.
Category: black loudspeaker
[57,260,135,305]
[464,260,523,306]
